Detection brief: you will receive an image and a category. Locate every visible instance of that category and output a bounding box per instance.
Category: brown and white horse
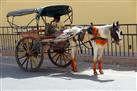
[59,21,122,75]
[86,21,122,75]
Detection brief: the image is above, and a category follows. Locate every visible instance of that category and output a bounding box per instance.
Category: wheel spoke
[21,58,28,66]
[60,55,62,65]
[25,59,29,70]
[63,53,71,61]
[18,44,26,51]
[62,55,67,64]
[30,58,33,69]
[31,43,40,52]
[31,47,41,56]
[52,53,58,59]
[25,39,30,51]
[31,47,40,54]
[30,56,38,67]
[18,55,26,59]
[22,42,27,51]
[55,54,60,63]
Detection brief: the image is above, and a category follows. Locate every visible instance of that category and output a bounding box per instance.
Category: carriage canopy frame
[7,5,73,29]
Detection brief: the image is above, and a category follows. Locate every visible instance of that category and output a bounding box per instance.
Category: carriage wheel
[15,37,43,72]
[48,48,71,67]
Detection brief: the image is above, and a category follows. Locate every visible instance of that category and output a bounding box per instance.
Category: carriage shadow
[0,57,114,83]
[0,65,114,83]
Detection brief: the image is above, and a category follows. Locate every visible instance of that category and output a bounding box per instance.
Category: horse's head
[110,21,122,46]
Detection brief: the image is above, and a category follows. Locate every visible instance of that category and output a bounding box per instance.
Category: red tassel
[93,62,97,75]
[98,61,102,70]
[71,58,77,72]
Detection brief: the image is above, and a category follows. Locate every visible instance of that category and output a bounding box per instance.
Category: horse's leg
[98,46,105,74]
[93,61,97,75]
[98,61,104,74]
[70,39,78,72]
[92,44,98,75]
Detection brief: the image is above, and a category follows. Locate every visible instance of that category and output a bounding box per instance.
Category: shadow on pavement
[48,72,114,83]
[0,56,136,82]
[0,64,114,83]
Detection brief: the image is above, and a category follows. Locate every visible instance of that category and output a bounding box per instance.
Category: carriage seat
[45,23,57,35]
[44,23,63,37]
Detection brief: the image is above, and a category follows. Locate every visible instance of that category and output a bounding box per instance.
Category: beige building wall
[0,0,136,26]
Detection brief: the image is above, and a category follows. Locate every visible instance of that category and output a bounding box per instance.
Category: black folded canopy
[7,5,72,17]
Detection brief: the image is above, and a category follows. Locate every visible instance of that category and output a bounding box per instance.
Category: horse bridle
[110,25,122,44]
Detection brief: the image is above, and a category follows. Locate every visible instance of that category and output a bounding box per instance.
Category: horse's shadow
[48,70,114,83]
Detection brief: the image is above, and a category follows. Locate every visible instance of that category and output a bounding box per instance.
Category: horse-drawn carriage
[7,5,74,71]
[7,5,122,74]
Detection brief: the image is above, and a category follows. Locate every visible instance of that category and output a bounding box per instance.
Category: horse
[61,21,122,75]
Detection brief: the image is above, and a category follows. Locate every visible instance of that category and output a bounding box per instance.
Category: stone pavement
[0,56,137,90]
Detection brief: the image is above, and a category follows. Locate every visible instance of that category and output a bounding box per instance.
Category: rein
[76,28,108,53]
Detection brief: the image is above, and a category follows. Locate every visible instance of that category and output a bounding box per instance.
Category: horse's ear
[90,22,93,26]
[113,22,115,27]
[116,21,119,26]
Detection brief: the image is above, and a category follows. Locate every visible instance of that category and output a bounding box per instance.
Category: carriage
[7,5,74,71]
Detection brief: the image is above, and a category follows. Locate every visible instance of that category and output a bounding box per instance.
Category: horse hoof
[93,72,98,75]
[73,70,78,72]
[99,71,104,74]
[72,69,78,72]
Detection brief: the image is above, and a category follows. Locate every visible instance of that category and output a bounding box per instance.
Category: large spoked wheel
[48,48,71,67]
[15,37,44,72]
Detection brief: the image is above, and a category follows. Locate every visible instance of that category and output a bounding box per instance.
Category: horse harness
[77,26,108,53]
